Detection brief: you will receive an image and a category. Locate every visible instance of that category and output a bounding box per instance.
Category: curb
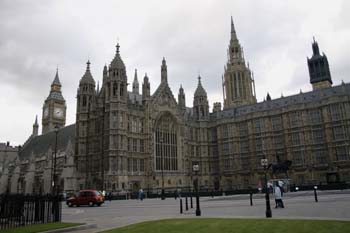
[41,223,97,233]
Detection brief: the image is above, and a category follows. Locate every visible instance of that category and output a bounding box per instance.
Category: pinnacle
[116,43,120,54]
[231,16,236,33]
[52,69,61,86]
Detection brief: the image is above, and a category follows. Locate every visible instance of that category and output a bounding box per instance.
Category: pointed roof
[194,76,207,97]
[179,84,184,93]
[103,64,108,73]
[133,69,139,83]
[80,60,95,85]
[33,115,38,126]
[143,73,149,82]
[47,69,65,101]
[266,92,271,101]
[161,57,168,83]
[311,37,320,57]
[132,69,139,94]
[51,68,61,86]
[230,16,238,41]
[231,16,235,33]
[110,43,125,69]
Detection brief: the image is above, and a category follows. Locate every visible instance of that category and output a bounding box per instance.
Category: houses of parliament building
[1,19,350,194]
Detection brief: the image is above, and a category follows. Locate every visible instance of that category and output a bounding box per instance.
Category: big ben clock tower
[42,69,66,134]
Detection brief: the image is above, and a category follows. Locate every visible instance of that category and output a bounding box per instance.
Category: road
[62,190,350,232]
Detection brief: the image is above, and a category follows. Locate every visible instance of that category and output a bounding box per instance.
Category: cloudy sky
[1,0,349,145]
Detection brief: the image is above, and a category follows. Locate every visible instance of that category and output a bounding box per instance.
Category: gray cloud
[1,0,349,145]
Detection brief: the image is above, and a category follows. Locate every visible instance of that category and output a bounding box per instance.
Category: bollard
[180,198,183,214]
[185,196,189,211]
[190,195,193,208]
[250,192,253,206]
[314,186,318,202]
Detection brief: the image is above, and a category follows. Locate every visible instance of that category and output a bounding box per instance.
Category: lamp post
[160,137,165,200]
[261,158,272,218]
[193,164,201,216]
[52,126,59,195]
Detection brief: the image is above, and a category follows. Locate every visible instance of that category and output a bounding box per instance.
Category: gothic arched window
[155,113,178,171]
[113,82,118,96]
[82,96,87,107]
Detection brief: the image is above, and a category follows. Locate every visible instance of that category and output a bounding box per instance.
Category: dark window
[113,82,118,96]
[82,96,87,107]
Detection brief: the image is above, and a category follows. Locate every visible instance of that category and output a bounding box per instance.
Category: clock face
[43,107,49,118]
[54,107,63,118]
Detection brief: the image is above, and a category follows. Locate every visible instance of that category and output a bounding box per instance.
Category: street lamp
[261,158,272,218]
[193,163,201,216]
[52,126,59,195]
[160,137,165,200]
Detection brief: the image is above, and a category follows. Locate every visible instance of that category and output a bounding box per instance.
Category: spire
[194,75,207,97]
[223,18,256,109]
[52,68,61,86]
[80,60,95,85]
[110,43,125,70]
[142,72,150,101]
[230,16,238,41]
[231,16,235,34]
[103,64,107,73]
[266,92,271,101]
[134,69,138,81]
[178,84,186,112]
[312,37,320,56]
[86,60,91,71]
[32,115,39,136]
[132,69,139,94]
[34,115,38,126]
[161,57,168,83]
[116,43,120,54]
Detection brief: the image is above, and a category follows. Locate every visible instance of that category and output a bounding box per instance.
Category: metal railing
[0,194,61,230]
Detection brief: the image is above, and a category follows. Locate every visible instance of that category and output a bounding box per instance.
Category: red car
[66,190,104,207]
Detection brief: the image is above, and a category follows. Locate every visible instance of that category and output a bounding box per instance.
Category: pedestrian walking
[138,189,144,201]
[274,183,284,208]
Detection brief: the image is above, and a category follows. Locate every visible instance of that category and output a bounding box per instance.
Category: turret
[223,17,256,109]
[307,38,332,90]
[108,43,127,102]
[193,76,209,120]
[77,60,96,108]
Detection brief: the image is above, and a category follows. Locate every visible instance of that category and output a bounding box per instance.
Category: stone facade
[1,19,350,194]
[0,142,19,193]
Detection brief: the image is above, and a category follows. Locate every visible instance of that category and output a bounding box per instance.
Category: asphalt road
[61,190,350,232]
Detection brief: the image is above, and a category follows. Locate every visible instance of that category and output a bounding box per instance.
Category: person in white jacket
[274,184,284,208]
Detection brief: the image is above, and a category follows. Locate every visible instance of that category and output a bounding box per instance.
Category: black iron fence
[0,194,61,230]
[105,182,350,200]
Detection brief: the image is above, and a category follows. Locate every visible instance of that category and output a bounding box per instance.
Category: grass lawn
[0,222,82,233]
[101,218,350,233]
